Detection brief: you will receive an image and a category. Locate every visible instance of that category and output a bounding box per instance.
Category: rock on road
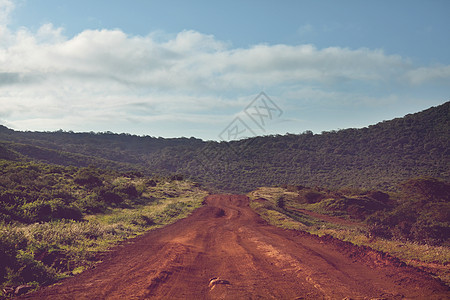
[22,195,449,299]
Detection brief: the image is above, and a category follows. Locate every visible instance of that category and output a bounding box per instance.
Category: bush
[12,251,56,285]
[0,212,12,223]
[20,200,83,223]
[114,184,138,198]
[146,179,157,187]
[368,223,392,239]
[276,196,285,209]
[48,199,83,220]
[170,174,183,181]
[77,194,106,214]
[411,219,449,245]
[367,191,390,203]
[303,191,324,203]
[22,200,52,223]
[0,226,27,283]
[98,190,123,205]
[366,179,449,244]
[74,168,103,187]
[0,224,56,287]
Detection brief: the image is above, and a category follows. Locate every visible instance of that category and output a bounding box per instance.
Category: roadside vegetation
[0,160,207,296]
[249,177,450,284]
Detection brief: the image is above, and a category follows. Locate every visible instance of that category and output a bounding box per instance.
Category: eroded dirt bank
[21,194,449,299]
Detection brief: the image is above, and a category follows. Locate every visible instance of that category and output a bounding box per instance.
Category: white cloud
[164,30,227,53]
[0,15,448,137]
[0,25,413,91]
[406,65,450,85]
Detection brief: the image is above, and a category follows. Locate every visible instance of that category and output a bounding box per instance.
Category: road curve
[22,194,449,299]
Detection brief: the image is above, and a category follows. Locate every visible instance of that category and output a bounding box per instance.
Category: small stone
[2,287,15,295]
[209,277,231,288]
[15,285,34,296]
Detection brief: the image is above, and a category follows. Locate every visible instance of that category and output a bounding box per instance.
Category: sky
[0,0,449,141]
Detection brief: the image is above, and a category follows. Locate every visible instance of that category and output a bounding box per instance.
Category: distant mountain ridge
[1,101,448,192]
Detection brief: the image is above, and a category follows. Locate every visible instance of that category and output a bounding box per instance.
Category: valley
[1,102,448,298]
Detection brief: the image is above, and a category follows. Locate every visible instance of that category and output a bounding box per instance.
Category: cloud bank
[0,3,449,138]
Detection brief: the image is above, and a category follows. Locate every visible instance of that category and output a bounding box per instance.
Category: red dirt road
[23,195,449,299]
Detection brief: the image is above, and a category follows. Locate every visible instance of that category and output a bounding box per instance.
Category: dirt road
[23,195,449,299]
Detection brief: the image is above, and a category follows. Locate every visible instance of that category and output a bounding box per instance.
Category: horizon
[1,0,449,140]
[1,99,446,141]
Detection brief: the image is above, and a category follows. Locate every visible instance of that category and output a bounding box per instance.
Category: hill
[0,101,448,192]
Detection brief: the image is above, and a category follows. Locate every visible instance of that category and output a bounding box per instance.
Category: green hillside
[0,101,448,192]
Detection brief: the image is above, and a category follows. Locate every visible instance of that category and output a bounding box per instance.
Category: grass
[250,201,306,231]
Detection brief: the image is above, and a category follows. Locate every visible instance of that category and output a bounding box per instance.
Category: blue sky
[1,0,449,140]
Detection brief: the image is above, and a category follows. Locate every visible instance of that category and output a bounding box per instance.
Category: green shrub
[98,190,123,205]
[303,191,325,203]
[367,222,392,239]
[77,193,106,214]
[0,212,12,223]
[74,168,103,187]
[170,174,183,181]
[367,191,390,203]
[0,226,27,283]
[400,177,450,202]
[22,200,52,223]
[276,196,285,209]
[114,184,138,198]
[13,251,56,285]
[366,179,449,244]
[20,200,82,223]
[146,179,157,187]
[1,223,56,287]
[134,182,146,196]
[48,199,83,220]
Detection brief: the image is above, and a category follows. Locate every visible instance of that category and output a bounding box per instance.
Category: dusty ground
[21,194,449,299]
